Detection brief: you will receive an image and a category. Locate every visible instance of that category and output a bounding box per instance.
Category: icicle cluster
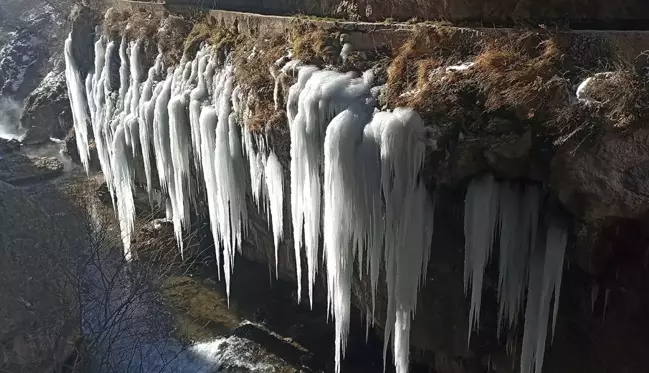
[287,67,435,373]
[464,174,568,373]
[62,14,493,373]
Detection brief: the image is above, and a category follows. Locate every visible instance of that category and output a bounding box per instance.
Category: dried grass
[234,32,289,132]
[290,23,341,65]
[183,16,237,60]
[157,14,193,66]
[471,33,571,119]
[102,7,131,40]
[582,70,649,130]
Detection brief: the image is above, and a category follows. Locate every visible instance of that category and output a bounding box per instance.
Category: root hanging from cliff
[463,174,567,373]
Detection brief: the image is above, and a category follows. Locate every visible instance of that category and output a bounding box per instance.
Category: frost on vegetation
[463,174,568,373]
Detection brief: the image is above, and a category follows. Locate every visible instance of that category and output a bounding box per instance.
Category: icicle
[463,174,500,342]
[118,36,130,112]
[496,183,541,336]
[289,67,372,306]
[129,40,143,115]
[265,150,284,276]
[111,122,136,260]
[199,106,222,280]
[379,109,432,373]
[520,216,567,373]
[153,73,173,193]
[138,56,163,203]
[213,69,248,302]
[322,104,372,373]
[64,33,91,173]
[168,93,192,255]
[189,54,210,175]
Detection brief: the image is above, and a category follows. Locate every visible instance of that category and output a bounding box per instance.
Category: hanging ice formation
[464,174,568,373]
[288,65,435,373]
[64,33,91,173]
[67,14,443,373]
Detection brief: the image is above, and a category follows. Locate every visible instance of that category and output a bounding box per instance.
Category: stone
[0,152,63,185]
[20,70,72,144]
[0,180,79,372]
[0,137,21,155]
[551,128,649,221]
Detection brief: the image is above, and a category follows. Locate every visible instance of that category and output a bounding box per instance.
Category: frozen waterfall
[65,18,570,373]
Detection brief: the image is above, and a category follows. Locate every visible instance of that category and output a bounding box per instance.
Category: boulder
[20,70,72,144]
[0,152,64,185]
[0,180,79,372]
[551,128,649,221]
[0,137,21,155]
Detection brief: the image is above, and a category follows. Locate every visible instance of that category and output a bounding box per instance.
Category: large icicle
[213,68,249,301]
[111,122,136,260]
[378,109,433,373]
[64,33,91,173]
[189,52,210,175]
[289,68,372,306]
[199,106,222,279]
[168,93,192,254]
[496,183,541,335]
[463,174,500,340]
[265,150,285,275]
[322,104,373,373]
[520,215,567,373]
[153,73,173,193]
[138,55,163,202]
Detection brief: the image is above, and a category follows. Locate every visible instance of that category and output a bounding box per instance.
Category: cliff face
[64,4,649,373]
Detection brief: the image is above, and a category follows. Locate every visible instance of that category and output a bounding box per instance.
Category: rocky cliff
[61,3,649,373]
[0,181,79,373]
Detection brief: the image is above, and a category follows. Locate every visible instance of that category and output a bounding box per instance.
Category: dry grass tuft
[183,16,237,60]
[102,7,131,40]
[471,33,571,118]
[290,23,342,65]
[234,32,289,132]
[158,14,194,66]
[123,9,162,42]
[385,25,478,106]
[581,70,649,130]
